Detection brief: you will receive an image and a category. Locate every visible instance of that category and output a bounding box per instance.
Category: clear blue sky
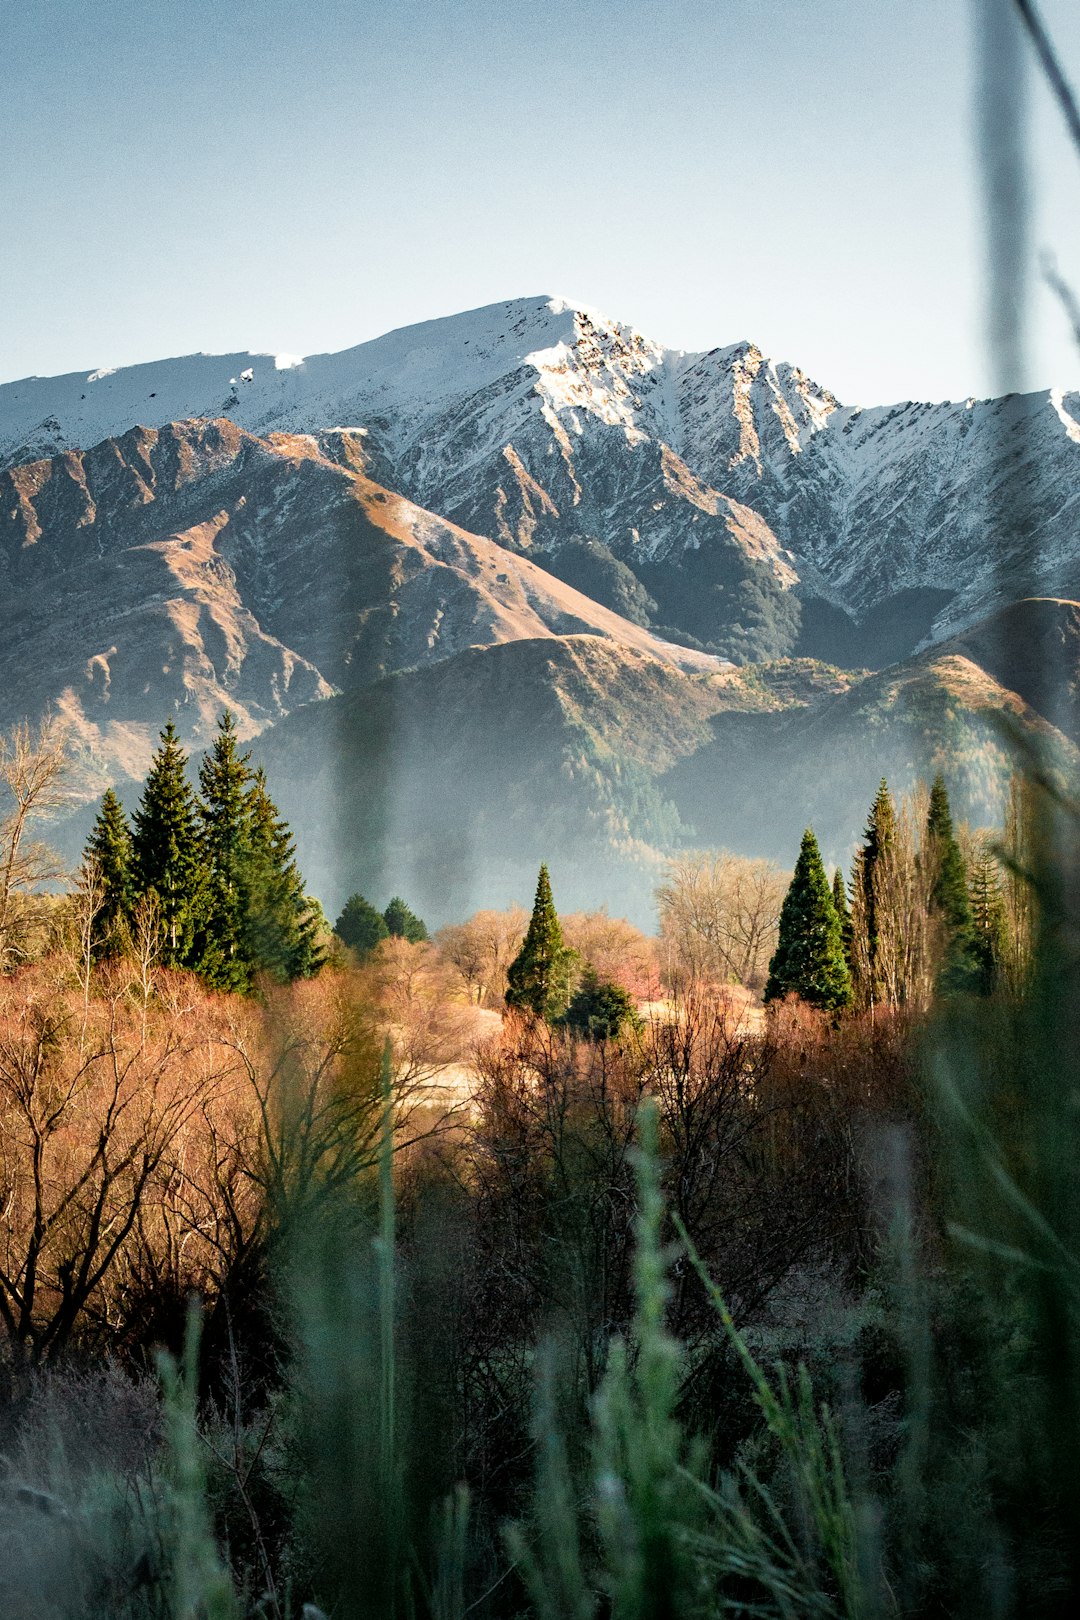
[2,0,1079,404]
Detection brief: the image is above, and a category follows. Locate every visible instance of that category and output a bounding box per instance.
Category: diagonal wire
[1013,0,1080,157]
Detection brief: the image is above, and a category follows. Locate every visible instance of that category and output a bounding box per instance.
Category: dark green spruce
[926,775,979,994]
[334,893,390,958]
[852,777,896,1009]
[765,828,852,1011]
[505,863,576,1019]
[196,710,253,992]
[562,963,639,1041]
[241,767,323,983]
[131,719,205,967]
[83,789,133,959]
[383,896,428,943]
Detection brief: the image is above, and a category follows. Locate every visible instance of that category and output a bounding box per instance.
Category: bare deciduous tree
[656,850,789,993]
[435,907,528,1007]
[0,714,69,972]
[0,965,243,1360]
[561,909,660,999]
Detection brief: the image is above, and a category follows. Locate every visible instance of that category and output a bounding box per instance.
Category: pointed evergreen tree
[83,789,133,959]
[925,774,978,994]
[969,835,1010,995]
[832,865,853,967]
[335,893,390,958]
[383,896,428,943]
[764,829,852,1010]
[850,779,896,1010]
[241,768,322,982]
[196,710,253,992]
[131,720,205,967]
[505,864,576,1019]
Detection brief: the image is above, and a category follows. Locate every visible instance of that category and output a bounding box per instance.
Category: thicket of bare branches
[434,907,528,1007]
[0,714,69,972]
[656,849,789,992]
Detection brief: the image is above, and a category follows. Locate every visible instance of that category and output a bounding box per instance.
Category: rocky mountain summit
[2,296,1078,916]
[4,295,1080,663]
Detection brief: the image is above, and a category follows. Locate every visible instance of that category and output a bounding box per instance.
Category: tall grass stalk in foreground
[511,1101,868,1620]
[157,1307,238,1620]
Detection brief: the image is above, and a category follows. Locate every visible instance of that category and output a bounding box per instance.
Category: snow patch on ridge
[1050,387,1080,445]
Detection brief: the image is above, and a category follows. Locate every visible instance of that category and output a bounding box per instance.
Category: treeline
[763,772,1027,1013]
[83,712,321,993]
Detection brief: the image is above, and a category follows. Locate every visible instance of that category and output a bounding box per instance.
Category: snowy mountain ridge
[3,294,1080,657]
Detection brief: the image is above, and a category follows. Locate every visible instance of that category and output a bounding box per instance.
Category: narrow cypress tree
[83,789,133,959]
[505,864,575,1019]
[241,768,322,982]
[131,720,205,966]
[926,775,978,994]
[196,710,253,991]
[851,779,896,1010]
[765,829,852,1010]
[969,836,1010,995]
[832,865,853,967]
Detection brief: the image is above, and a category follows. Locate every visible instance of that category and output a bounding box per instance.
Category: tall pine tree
[83,789,133,960]
[925,774,978,994]
[850,779,896,1010]
[832,866,853,968]
[196,711,253,991]
[764,829,852,1011]
[505,864,576,1019]
[131,720,205,967]
[241,768,322,982]
[969,835,1010,995]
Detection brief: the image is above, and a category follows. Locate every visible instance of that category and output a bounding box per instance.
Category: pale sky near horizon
[2,0,1080,405]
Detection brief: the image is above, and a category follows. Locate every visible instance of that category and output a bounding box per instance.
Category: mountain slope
[5,296,1080,664]
[667,598,1080,868]
[246,604,1080,927]
[0,417,719,788]
[250,634,760,923]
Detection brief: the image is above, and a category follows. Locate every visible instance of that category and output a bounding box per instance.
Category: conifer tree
[561,964,639,1041]
[969,835,1010,995]
[383,896,428,943]
[764,829,851,1010]
[850,778,896,1010]
[83,789,133,959]
[334,893,390,958]
[241,768,321,982]
[131,720,205,966]
[832,866,853,966]
[505,864,576,1019]
[925,774,978,994]
[196,711,252,991]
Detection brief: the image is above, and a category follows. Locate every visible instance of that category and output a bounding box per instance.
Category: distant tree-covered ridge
[84,711,322,990]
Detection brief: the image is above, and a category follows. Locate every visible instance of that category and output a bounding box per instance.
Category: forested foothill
[0,696,1072,1619]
